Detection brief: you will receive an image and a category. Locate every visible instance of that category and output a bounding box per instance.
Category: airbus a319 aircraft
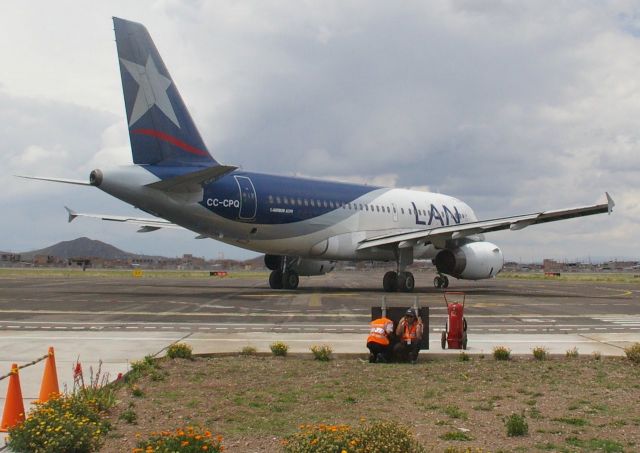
[21,18,614,292]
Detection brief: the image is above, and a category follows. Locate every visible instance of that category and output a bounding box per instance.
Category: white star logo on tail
[120,56,180,128]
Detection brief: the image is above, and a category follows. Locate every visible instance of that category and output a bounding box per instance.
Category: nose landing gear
[433,274,449,289]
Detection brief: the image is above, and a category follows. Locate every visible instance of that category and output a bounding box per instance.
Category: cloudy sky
[1,1,638,262]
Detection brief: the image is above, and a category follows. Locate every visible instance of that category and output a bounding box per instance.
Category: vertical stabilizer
[113,17,217,167]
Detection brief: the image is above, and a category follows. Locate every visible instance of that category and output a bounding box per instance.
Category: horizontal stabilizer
[62,207,184,231]
[146,165,237,192]
[65,206,78,223]
[16,175,91,186]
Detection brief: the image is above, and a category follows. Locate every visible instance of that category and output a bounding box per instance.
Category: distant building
[543,259,564,273]
[0,253,21,263]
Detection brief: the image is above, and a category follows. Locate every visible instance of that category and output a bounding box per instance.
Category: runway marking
[309,294,322,308]
[594,287,634,297]
[591,315,640,327]
[241,293,360,298]
[0,309,367,318]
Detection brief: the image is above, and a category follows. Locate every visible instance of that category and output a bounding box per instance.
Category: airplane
[18,17,615,292]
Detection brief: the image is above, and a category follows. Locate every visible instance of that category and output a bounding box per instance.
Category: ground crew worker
[366,315,394,363]
[393,309,423,363]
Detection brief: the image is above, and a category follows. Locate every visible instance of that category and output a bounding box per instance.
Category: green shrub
[624,342,640,364]
[166,342,193,360]
[493,346,511,361]
[505,413,528,437]
[458,351,470,362]
[127,355,159,383]
[444,405,467,420]
[135,426,223,453]
[131,385,144,398]
[532,346,548,361]
[73,361,117,413]
[358,421,425,452]
[270,341,289,357]
[282,421,425,453]
[566,347,579,358]
[7,394,110,453]
[119,408,137,424]
[240,345,258,356]
[310,344,333,361]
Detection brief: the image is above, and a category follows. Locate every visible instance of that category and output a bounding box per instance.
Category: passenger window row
[265,195,429,216]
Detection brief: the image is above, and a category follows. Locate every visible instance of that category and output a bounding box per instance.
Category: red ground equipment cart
[440,292,468,350]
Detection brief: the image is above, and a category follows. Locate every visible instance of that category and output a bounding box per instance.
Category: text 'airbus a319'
[19,18,614,292]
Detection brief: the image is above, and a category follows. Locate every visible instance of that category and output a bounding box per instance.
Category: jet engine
[264,255,335,276]
[434,241,503,280]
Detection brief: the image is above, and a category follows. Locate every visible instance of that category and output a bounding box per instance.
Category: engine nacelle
[264,254,283,271]
[292,258,335,276]
[434,241,503,280]
[264,255,335,276]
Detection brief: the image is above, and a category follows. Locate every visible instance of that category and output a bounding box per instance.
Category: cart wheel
[463,318,468,332]
[462,332,468,350]
[441,331,447,349]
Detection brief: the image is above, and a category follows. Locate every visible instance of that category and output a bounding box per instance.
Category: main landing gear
[268,257,299,290]
[433,274,449,289]
[382,271,415,292]
[382,248,416,292]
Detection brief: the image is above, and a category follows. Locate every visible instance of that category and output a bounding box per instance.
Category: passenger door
[234,176,257,220]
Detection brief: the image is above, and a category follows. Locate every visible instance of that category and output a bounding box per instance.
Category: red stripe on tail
[131,129,209,157]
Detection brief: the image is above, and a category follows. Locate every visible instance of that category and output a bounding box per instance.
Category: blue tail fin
[113,17,217,167]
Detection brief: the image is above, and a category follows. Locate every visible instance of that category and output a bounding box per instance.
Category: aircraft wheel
[269,270,283,289]
[283,271,299,290]
[403,272,415,292]
[397,272,415,292]
[434,276,442,288]
[441,331,447,349]
[442,276,449,288]
[383,271,398,292]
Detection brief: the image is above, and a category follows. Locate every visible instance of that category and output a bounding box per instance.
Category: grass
[101,355,640,452]
[565,437,624,452]
[439,431,473,441]
[498,271,639,283]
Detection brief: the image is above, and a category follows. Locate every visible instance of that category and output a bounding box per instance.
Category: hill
[20,237,139,260]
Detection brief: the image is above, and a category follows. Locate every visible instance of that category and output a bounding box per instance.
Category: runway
[1,270,638,335]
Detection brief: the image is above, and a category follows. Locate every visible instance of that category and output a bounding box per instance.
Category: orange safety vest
[402,321,420,343]
[367,317,393,346]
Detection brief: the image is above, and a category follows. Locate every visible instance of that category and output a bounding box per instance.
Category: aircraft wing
[357,193,614,250]
[64,207,184,233]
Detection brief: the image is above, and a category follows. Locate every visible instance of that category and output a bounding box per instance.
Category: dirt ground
[100,354,640,452]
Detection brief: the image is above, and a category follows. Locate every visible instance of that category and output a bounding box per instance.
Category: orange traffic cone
[0,364,25,432]
[38,346,59,403]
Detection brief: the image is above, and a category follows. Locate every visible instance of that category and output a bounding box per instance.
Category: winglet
[606,192,615,215]
[64,206,78,223]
